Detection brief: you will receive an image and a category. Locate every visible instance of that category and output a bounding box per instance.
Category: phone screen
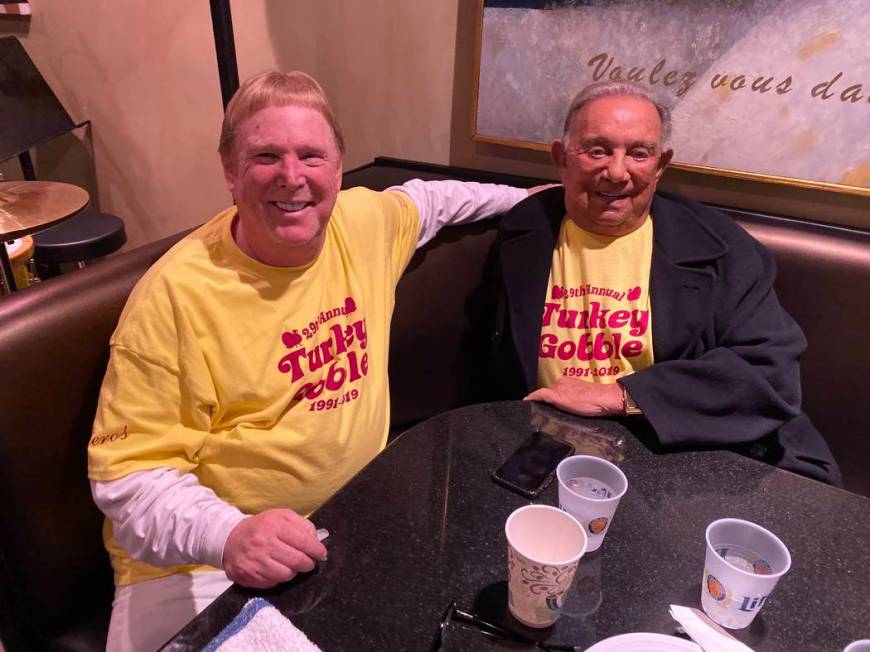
[492,431,575,498]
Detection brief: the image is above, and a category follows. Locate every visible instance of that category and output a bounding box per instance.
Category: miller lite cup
[701,518,791,629]
[556,455,627,552]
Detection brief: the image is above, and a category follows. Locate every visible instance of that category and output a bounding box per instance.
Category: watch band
[621,384,642,416]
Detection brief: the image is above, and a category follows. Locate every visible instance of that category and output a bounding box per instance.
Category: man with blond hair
[88,70,534,650]
[493,81,840,485]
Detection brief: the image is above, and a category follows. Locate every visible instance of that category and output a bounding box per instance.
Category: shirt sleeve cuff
[200,508,249,570]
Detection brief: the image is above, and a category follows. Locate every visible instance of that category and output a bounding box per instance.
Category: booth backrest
[0,231,187,651]
[731,210,870,498]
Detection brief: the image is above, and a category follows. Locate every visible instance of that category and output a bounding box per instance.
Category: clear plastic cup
[700,518,791,629]
[556,455,627,552]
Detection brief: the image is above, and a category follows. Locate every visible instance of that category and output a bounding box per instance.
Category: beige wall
[230,0,458,173]
[1,0,463,250]
[1,0,230,249]
[2,0,865,253]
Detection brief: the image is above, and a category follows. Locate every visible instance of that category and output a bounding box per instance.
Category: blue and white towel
[204,598,322,652]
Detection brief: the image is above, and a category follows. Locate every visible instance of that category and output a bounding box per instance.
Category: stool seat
[33,211,126,264]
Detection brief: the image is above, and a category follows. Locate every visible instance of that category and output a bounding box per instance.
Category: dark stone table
[163,401,870,651]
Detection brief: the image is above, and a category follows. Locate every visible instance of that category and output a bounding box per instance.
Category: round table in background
[0,180,89,293]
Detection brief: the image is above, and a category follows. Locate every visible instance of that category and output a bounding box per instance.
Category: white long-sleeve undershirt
[389,178,526,248]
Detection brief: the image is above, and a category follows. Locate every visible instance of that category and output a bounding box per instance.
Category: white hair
[561,81,672,145]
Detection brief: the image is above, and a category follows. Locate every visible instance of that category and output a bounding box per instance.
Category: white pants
[106,570,232,652]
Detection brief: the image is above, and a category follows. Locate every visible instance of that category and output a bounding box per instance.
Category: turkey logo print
[277,296,368,409]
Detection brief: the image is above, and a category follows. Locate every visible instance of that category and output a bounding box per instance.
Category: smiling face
[551,95,672,236]
[223,104,343,267]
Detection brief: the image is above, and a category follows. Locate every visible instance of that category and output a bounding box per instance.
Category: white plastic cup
[843,641,870,652]
[556,455,627,552]
[505,504,587,628]
[700,518,792,629]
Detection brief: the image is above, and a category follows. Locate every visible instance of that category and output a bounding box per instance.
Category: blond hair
[218,70,345,159]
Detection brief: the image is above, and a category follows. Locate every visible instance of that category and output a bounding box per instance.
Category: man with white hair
[87,70,538,650]
[493,81,840,485]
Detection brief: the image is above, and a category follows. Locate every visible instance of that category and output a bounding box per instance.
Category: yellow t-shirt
[537,215,655,388]
[89,187,420,585]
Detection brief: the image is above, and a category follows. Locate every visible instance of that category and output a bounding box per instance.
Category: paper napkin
[669,605,754,652]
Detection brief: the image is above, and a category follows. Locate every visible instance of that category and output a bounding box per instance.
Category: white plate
[585,632,702,652]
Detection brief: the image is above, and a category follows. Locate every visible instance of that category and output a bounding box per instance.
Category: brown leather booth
[1,158,868,650]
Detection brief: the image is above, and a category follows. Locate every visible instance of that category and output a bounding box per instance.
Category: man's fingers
[268,543,319,574]
[276,525,327,561]
[524,388,554,403]
[250,558,298,588]
[226,554,297,589]
[278,511,320,540]
[527,183,561,195]
[271,512,327,560]
[526,387,565,411]
[253,509,326,560]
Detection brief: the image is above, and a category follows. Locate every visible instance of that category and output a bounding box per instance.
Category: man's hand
[524,379,624,417]
[222,508,327,589]
[527,183,561,196]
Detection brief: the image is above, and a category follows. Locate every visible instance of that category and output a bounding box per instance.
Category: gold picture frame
[471,0,870,198]
[0,2,30,16]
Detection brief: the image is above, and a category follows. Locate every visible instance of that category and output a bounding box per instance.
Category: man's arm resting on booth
[92,469,326,588]
[389,179,550,249]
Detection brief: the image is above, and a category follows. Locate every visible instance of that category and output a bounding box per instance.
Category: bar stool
[0,36,127,281]
[1,235,36,294]
[33,210,126,277]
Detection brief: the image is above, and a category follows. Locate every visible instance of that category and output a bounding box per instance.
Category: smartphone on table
[491,431,575,498]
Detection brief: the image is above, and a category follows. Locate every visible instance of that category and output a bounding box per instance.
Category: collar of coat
[498,186,729,264]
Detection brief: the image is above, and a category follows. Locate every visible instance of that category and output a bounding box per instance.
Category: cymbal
[0,180,90,240]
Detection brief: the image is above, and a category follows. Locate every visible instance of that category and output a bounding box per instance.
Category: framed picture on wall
[0,2,30,16]
[473,0,869,197]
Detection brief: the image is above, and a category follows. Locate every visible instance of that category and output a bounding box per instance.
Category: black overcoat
[493,187,841,485]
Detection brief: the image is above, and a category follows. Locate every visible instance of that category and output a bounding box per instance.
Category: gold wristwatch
[621,383,642,416]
